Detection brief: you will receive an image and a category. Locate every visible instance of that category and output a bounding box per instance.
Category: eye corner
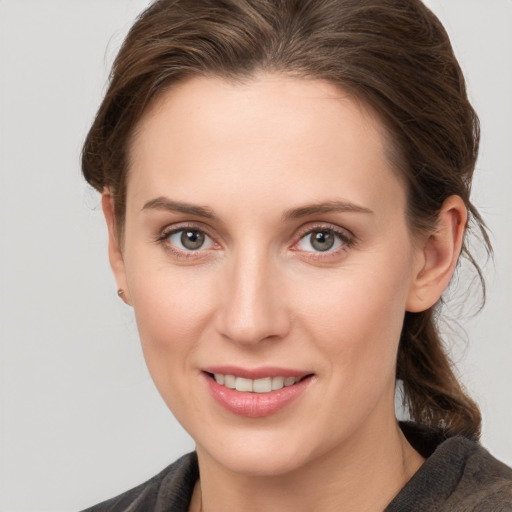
[290,224,356,259]
[154,223,221,260]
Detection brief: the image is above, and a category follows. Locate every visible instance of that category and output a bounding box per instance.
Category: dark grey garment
[81,423,512,511]
[81,452,199,512]
[385,423,512,511]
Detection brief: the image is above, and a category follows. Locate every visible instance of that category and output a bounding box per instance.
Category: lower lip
[203,373,313,418]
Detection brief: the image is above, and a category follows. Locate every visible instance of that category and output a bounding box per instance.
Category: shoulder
[387,423,512,511]
[444,437,512,511]
[80,452,199,512]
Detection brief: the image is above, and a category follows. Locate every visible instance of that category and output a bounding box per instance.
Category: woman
[80,0,512,510]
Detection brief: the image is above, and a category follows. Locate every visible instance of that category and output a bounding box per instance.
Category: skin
[104,74,467,511]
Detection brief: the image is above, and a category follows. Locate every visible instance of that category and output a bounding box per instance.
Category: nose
[216,248,291,346]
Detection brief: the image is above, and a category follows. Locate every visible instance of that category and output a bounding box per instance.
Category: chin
[196,426,326,478]
[213,448,311,477]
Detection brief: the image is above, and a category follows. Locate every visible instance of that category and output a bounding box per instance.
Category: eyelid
[154,221,356,259]
[290,222,356,256]
[155,222,221,257]
[294,222,355,243]
[156,221,216,241]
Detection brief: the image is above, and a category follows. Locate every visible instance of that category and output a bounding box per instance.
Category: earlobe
[406,195,467,313]
[101,191,131,306]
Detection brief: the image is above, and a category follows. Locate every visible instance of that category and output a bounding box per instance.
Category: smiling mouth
[203,370,314,417]
[206,373,310,393]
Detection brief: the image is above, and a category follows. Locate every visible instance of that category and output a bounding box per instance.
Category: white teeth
[271,376,284,390]
[253,377,272,393]
[213,373,301,393]
[284,377,296,387]
[235,377,253,392]
[224,375,236,389]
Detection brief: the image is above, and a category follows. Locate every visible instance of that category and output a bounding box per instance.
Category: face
[112,74,426,477]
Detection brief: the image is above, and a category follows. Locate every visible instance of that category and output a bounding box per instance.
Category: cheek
[293,253,412,375]
[125,255,216,375]
[127,269,216,422]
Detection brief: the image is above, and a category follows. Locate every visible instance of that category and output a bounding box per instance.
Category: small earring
[117,289,125,297]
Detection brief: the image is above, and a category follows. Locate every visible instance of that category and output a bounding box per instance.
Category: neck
[193,419,424,512]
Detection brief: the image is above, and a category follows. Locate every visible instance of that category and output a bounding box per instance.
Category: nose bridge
[217,243,289,345]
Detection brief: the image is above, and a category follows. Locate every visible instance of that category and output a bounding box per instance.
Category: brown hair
[82,0,491,438]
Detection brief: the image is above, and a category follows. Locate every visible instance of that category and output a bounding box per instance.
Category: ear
[101,191,131,306]
[406,195,467,313]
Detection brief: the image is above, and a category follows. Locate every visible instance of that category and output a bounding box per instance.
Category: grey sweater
[82,423,512,511]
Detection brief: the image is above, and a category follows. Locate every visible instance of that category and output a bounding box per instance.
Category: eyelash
[155,223,218,259]
[291,224,355,260]
[155,223,355,260]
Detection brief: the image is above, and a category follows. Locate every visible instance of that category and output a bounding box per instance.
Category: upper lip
[202,366,313,380]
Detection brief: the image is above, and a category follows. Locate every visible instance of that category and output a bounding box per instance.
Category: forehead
[126,74,406,218]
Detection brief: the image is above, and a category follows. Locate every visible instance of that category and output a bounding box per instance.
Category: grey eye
[296,229,344,253]
[309,231,335,251]
[168,229,211,251]
[181,230,205,250]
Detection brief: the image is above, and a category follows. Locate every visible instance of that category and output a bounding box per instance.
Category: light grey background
[0,1,510,511]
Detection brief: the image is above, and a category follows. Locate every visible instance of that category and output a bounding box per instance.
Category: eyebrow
[142,197,215,218]
[282,200,374,220]
[141,197,373,220]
